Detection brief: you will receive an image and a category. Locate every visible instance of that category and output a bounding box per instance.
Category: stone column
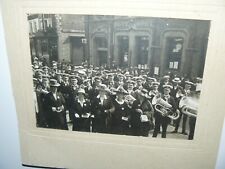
[129,31,136,67]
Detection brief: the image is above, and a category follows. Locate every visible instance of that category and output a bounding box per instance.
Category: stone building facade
[56,14,87,65]
[28,14,58,63]
[38,14,209,77]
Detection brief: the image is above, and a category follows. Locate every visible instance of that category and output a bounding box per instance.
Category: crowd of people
[32,57,202,140]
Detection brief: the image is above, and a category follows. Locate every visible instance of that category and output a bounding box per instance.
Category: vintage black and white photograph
[28,14,210,140]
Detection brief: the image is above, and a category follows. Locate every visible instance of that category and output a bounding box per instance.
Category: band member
[125,74,132,82]
[178,80,194,135]
[33,78,39,126]
[67,76,79,122]
[56,73,63,90]
[52,61,58,71]
[125,94,136,109]
[143,77,156,91]
[171,77,183,98]
[42,66,50,77]
[133,77,144,91]
[89,77,102,101]
[69,76,79,98]
[159,75,171,93]
[149,81,160,102]
[35,70,43,87]
[91,84,115,133]
[108,80,115,90]
[83,79,92,98]
[131,89,154,137]
[188,90,200,140]
[116,74,125,88]
[106,73,115,87]
[171,77,184,133]
[60,74,71,122]
[44,79,68,130]
[36,77,50,127]
[195,77,202,92]
[71,88,91,132]
[126,80,135,96]
[111,86,130,135]
[152,84,177,138]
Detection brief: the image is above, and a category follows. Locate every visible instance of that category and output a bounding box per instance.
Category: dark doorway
[95,37,108,66]
[164,37,184,73]
[117,36,129,68]
[135,36,149,65]
[98,51,107,66]
[71,37,84,65]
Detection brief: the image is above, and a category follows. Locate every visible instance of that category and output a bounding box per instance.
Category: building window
[117,36,129,67]
[33,21,37,33]
[96,37,107,49]
[29,22,33,33]
[44,20,48,29]
[95,37,108,66]
[166,37,184,70]
[41,40,48,55]
[136,36,149,65]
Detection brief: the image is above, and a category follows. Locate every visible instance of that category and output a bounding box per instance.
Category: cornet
[153,96,180,120]
[179,96,198,118]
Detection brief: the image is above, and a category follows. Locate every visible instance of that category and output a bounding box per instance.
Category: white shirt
[77,99,85,107]
[97,94,107,105]
[53,93,57,100]
[184,89,190,96]
[115,98,125,105]
[164,94,170,102]
[33,91,38,113]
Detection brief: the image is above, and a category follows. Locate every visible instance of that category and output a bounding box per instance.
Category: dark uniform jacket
[131,99,154,128]
[72,99,91,117]
[44,91,66,129]
[92,95,115,119]
[171,85,183,99]
[155,95,177,118]
[131,99,154,136]
[71,98,91,131]
[111,99,130,134]
[91,95,115,133]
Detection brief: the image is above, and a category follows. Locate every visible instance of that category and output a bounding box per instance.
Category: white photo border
[2,0,225,168]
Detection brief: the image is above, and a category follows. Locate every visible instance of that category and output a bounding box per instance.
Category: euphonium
[179,97,198,118]
[153,97,180,120]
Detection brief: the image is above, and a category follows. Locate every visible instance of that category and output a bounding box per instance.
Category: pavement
[149,124,189,140]
[67,122,189,140]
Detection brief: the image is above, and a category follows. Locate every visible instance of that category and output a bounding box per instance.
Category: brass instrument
[153,96,180,120]
[179,96,198,118]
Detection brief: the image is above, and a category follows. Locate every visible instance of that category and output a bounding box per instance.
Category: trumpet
[179,96,198,118]
[153,97,180,120]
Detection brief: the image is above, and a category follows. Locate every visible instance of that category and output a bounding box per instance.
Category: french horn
[153,96,180,120]
[179,96,198,118]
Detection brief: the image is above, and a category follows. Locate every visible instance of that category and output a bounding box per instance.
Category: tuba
[179,96,198,118]
[153,96,180,120]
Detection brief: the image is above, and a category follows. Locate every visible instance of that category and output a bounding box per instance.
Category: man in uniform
[152,84,177,138]
[179,80,194,135]
[171,77,184,133]
[143,77,156,92]
[149,81,160,103]
[159,75,171,93]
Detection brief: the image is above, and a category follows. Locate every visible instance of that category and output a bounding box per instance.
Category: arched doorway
[160,30,188,76]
